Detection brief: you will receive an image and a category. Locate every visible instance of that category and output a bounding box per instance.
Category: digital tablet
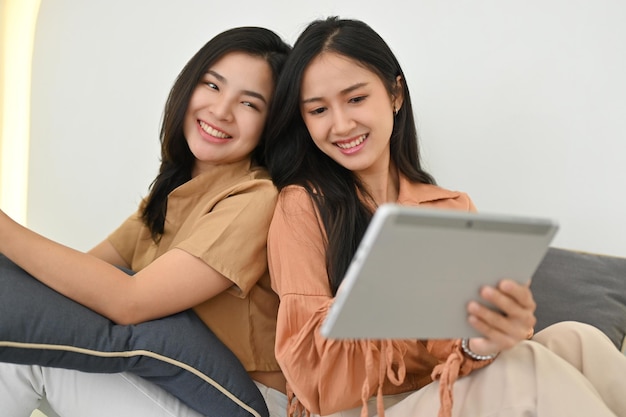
[320,204,559,340]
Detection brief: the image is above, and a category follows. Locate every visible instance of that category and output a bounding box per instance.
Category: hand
[465,279,536,357]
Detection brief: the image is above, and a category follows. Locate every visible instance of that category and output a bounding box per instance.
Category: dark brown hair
[265,17,434,294]
[141,27,291,241]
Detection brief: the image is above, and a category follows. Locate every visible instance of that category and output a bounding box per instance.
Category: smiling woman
[263,16,626,417]
[0,25,291,417]
[0,0,41,224]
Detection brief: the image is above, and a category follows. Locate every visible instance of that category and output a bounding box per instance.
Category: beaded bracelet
[461,338,498,361]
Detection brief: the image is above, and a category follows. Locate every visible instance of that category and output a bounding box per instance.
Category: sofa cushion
[0,254,268,417]
[531,247,626,350]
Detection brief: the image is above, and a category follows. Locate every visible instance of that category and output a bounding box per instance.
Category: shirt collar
[397,173,463,205]
[169,159,256,199]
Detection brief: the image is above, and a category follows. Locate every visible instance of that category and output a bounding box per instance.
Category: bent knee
[534,321,610,344]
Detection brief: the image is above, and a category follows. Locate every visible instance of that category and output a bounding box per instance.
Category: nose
[210,96,234,121]
[330,107,356,136]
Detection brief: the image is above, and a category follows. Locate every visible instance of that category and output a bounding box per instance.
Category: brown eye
[242,101,259,111]
[349,95,366,103]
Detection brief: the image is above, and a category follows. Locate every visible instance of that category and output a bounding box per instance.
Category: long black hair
[142,27,291,241]
[265,17,434,294]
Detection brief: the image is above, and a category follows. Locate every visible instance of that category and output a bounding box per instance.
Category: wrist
[461,338,498,361]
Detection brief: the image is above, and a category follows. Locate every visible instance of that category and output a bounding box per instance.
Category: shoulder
[400,181,476,212]
[180,165,278,218]
[274,185,318,215]
[270,185,324,236]
[227,166,278,200]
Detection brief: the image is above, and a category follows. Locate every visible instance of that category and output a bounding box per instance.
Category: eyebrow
[206,70,268,104]
[301,82,368,104]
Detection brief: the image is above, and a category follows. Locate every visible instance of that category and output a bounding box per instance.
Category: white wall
[27,0,626,257]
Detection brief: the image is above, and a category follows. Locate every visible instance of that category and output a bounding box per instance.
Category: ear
[392,75,404,114]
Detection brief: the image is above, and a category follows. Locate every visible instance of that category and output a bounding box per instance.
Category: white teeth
[336,134,366,149]
[199,121,231,139]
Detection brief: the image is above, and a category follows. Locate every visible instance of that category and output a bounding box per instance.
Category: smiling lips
[335,134,367,150]
[199,120,232,139]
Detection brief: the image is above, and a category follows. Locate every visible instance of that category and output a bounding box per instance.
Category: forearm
[276,303,366,414]
[88,239,130,268]
[0,210,134,321]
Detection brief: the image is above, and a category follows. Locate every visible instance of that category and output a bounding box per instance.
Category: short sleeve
[107,209,149,267]
[176,179,277,296]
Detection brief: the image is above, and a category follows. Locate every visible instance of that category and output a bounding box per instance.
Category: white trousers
[0,365,288,417]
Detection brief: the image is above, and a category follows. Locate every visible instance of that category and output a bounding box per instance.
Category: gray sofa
[530,247,626,351]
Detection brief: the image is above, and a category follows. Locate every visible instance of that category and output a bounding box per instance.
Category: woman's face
[184,51,274,175]
[300,52,399,178]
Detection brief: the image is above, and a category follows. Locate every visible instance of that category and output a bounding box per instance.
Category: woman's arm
[268,187,495,415]
[88,239,129,267]
[0,173,276,325]
[268,189,371,414]
[0,209,231,325]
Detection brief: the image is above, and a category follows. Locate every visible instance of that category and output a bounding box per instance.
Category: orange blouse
[267,176,493,416]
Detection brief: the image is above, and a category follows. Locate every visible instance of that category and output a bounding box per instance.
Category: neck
[358,163,399,206]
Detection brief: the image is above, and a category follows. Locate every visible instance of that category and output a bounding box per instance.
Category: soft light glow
[0,0,42,224]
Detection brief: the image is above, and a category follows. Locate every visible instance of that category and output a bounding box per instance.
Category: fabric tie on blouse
[360,340,408,417]
[360,340,464,417]
[286,382,308,417]
[431,340,464,417]
[285,340,465,417]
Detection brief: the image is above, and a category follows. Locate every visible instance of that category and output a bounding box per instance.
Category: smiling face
[300,52,402,179]
[183,51,274,175]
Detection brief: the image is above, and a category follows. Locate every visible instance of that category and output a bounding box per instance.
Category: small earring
[394,107,398,116]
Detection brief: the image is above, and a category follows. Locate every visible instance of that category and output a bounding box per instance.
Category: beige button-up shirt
[108,159,280,372]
